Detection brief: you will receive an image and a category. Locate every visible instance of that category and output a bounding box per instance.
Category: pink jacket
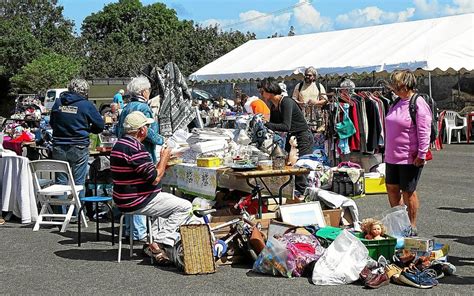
[385,96,432,164]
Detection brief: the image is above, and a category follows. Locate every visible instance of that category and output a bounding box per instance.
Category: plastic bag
[311,230,369,285]
[252,237,291,277]
[281,233,325,277]
[380,205,412,238]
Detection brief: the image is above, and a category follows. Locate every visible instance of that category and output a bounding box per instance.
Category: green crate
[315,226,396,260]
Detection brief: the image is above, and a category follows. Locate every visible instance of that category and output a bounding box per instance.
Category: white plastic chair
[29,160,87,232]
[444,111,467,144]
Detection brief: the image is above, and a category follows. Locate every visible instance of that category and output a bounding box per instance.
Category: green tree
[0,0,78,115]
[80,0,255,78]
[10,53,82,93]
[0,0,77,77]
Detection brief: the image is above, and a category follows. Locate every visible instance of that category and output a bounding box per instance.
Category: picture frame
[279,201,326,227]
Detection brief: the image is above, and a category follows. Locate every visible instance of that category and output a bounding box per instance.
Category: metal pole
[428,71,432,98]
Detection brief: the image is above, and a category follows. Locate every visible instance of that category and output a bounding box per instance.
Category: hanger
[337,89,353,106]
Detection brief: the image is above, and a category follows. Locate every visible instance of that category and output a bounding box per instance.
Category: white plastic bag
[380,205,411,238]
[311,230,369,285]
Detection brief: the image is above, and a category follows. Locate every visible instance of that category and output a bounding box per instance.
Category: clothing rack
[332,86,384,91]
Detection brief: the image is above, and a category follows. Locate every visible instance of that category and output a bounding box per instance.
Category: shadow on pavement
[437,207,474,214]
[439,275,474,285]
[445,255,474,267]
[433,234,474,246]
[54,248,119,261]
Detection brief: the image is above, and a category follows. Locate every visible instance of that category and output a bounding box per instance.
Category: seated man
[111,111,192,264]
[103,103,120,124]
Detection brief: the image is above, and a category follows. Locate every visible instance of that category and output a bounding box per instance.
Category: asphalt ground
[1,144,473,295]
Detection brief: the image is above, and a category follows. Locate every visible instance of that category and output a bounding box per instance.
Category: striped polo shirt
[110,135,161,212]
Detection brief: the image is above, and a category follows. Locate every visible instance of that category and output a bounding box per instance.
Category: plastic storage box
[197,157,221,167]
[364,174,387,194]
[316,226,396,260]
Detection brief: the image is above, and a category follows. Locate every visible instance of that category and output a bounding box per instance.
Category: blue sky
[58,0,473,38]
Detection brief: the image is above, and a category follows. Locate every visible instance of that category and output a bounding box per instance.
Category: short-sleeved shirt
[244,96,270,117]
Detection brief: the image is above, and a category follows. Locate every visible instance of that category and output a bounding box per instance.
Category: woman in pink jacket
[385,70,432,236]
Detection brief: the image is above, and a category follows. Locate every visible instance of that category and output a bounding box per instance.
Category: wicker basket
[179,224,216,275]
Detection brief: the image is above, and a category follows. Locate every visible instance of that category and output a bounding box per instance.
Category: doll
[287,136,299,166]
[361,218,386,240]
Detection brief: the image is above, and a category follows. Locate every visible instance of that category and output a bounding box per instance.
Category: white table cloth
[0,155,38,223]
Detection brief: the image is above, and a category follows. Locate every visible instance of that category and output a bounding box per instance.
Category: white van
[44,88,68,111]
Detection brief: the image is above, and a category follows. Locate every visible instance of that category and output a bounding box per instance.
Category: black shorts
[385,163,423,192]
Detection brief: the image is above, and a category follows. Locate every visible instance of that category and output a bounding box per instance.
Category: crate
[197,157,221,167]
[315,226,396,260]
[364,176,387,194]
[179,224,216,275]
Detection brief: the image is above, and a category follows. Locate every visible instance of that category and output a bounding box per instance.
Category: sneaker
[377,255,388,268]
[431,260,456,276]
[365,272,390,289]
[0,217,5,225]
[398,270,436,289]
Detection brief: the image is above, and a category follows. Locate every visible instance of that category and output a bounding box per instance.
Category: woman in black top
[260,77,314,194]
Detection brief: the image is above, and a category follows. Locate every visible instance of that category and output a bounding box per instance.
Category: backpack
[392,93,439,143]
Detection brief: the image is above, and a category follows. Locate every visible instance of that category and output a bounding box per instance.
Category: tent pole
[428,71,432,98]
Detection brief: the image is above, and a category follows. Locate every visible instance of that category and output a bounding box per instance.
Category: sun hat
[123,111,154,131]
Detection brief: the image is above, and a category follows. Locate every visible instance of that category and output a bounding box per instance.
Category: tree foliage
[11,53,82,93]
[80,0,255,78]
[0,0,78,77]
[0,0,255,102]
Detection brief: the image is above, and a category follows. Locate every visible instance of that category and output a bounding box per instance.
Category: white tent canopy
[189,13,474,82]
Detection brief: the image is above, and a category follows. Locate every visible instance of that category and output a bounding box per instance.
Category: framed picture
[279,201,326,227]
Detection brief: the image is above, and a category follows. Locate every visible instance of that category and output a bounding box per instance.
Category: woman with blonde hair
[385,70,432,236]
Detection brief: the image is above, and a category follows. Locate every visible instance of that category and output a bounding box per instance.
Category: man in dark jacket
[50,78,104,198]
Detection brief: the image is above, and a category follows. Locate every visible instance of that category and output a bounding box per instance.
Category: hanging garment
[336,103,355,155]
[141,63,196,137]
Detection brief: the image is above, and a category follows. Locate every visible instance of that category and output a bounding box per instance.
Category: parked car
[44,88,68,111]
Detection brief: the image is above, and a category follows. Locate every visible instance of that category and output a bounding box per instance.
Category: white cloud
[444,0,474,15]
[335,6,416,28]
[199,0,331,37]
[292,0,332,33]
[413,0,440,16]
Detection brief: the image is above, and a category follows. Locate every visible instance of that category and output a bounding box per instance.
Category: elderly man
[103,102,120,123]
[50,78,104,199]
[111,111,192,264]
[292,67,328,107]
[115,76,164,242]
[113,89,125,109]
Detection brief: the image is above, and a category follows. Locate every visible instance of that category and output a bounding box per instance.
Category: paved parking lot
[1,144,473,295]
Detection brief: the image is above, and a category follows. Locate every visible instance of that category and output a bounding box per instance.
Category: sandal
[144,243,172,266]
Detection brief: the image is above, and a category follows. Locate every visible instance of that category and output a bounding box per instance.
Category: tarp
[189,13,474,82]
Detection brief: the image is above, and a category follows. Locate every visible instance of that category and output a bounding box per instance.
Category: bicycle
[171,194,263,270]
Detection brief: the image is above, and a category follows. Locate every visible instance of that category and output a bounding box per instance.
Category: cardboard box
[197,157,221,167]
[404,237,435,252]
[323,209,342,227]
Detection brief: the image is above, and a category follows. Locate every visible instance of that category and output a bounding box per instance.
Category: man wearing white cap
[111,111,192,265]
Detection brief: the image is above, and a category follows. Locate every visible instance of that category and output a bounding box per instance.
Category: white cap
[123,111,154,131]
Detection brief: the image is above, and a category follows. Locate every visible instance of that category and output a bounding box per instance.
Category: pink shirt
[384,96,432,164]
